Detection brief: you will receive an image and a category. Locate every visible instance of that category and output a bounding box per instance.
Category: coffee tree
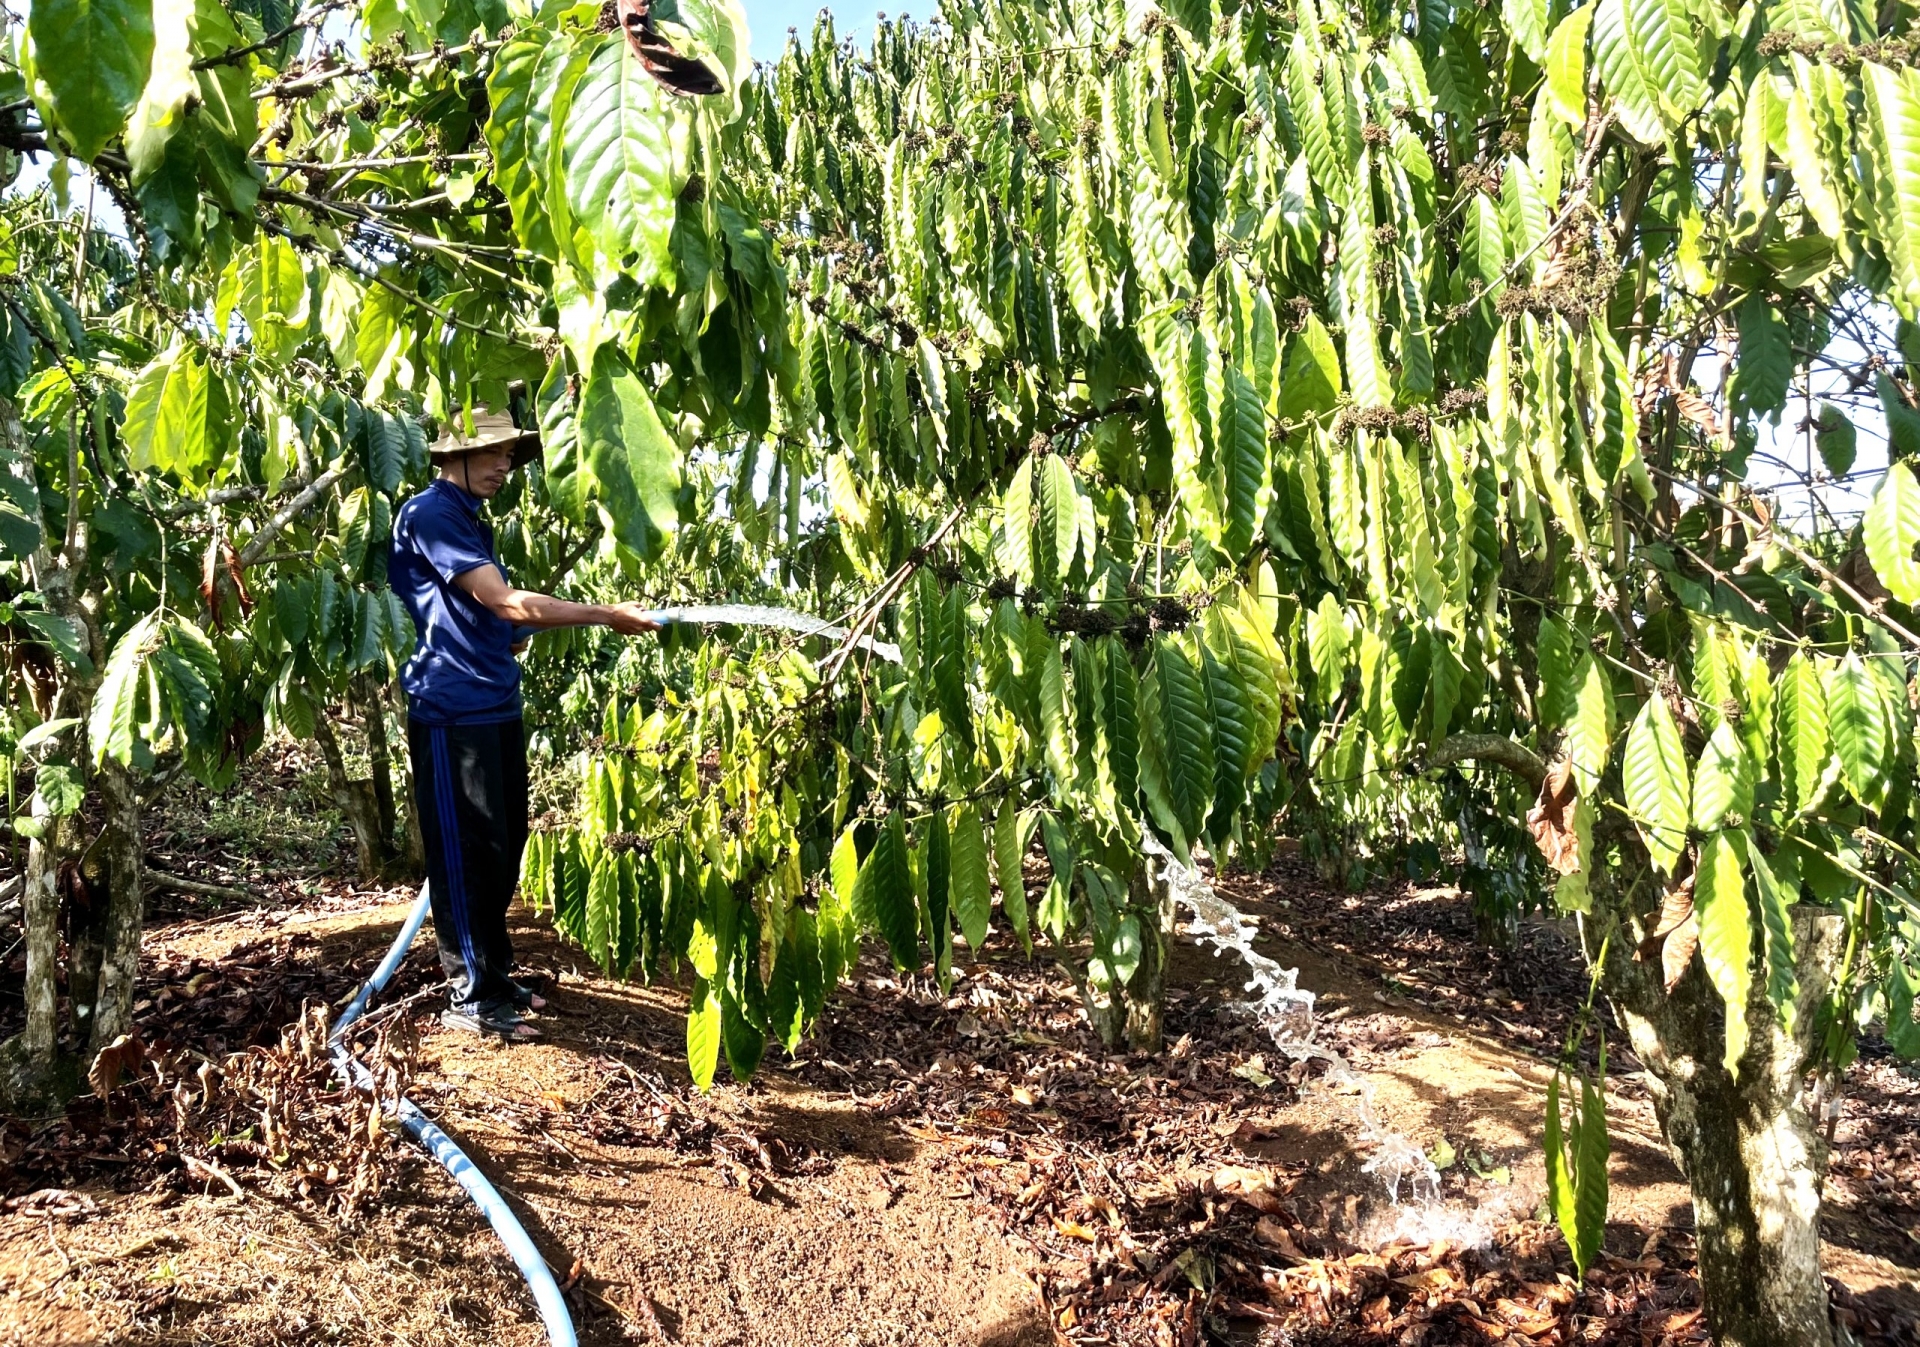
[524,2,1920,1342]
[8,0,1920,1341]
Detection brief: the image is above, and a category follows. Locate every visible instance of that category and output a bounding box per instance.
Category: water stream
[1142,836,1495,1247]
[639,603,903,664]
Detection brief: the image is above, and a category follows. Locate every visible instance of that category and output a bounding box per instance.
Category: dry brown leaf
[1051,1216,1098,1241]
[1254,1216,1306,1261]
[617,0,723,96]
[1210,1164,1287,1214]
[1649,876,1696,941]
[1663,912,1701,992]
[1521,1279,1577,1307]
[88,1033,146,1101]
[1525,759,1583,875]
[1494,1297,1560,1333]
[1394,1265,1463,1292]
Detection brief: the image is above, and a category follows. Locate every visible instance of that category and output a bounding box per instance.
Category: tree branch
[237,462,353,567]
[1418,734,1548,789]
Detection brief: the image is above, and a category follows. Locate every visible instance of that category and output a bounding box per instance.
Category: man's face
[443,445,516,498]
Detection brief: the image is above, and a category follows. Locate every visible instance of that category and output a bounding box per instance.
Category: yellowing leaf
[1623,696,1689,873]
[1863,461,1920,607]
[1695,830,1753,1074]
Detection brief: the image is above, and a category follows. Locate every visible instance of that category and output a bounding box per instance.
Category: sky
[746,0,891,57]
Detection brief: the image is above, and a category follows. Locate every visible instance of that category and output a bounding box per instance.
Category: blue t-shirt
[389,479,525,725]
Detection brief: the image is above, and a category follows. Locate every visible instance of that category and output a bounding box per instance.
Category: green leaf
[125,0,194,181]
[16,612,90,674]
[1200,637,1256,834]
[924,808,952,990]
[1564,655,1614,795]
[1307,594,1348,694]
[1573,1068,1610,1281]
[1218,360,1268,559]
[1544,1071,1576,1269]
[1153,639,1217,844]
[1591,0,1664,144]
[721,985,765,1082]
[33,762,85,817]
[89,613,158,769]
[1696,829,1754,1074]
[563,35,685,289]
[1101,639,1141,814]
[1730,293,1790,421]
[1144,311,1220,545]
[860,812,919,971]
[1691,721,1757,831]
[1536,614,1577,731]
[1828,654,1889,807]
[122,344,213,484]
[1623,696,1689,873]
[1622,0,1705,125]
[1745,831,1800,1036]
[998,457,1036,589]
[486,33,559,257]
[792,908,826,1028]
[1774,654,1830,815]
[950,804,991,951]
[1037,626,1073,786]
[586,856,618,971]
[1544,6,1593,127]
[29,0,155,162]
[686,976,721,1091]
[1277,314,1341,425]
[993,798,1032,954]
[1503,0,1550,66]
[1033,454,1080,594]
[1865,62,1920,320]
[362,412,405,497]
[1815,403,1856,477]
[1864,461,1920,607]
[831,823,863,933]
[581,345,681,556]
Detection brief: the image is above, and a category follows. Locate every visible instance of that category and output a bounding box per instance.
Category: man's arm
[454,565,660,635]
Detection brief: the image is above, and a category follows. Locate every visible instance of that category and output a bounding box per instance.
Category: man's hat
[428,407,541,471]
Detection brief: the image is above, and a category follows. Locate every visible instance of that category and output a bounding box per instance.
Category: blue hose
[328,886,578,1347]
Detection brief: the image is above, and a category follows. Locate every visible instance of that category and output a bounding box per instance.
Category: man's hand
[603,601,662,636]
[454,564,660,635]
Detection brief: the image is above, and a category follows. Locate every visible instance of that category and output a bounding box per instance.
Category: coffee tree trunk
[354,676,401,855]
[1604,906,1846,1347]
[1075,862,1175,1054]
[311,705,400,879]
[83,760,146,1053]
[8,810,70,1093]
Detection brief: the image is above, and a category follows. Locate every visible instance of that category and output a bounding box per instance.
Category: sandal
[509,981,548,1013]
[441,1005,542,1042]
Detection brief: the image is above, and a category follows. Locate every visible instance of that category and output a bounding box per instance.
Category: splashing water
[1142,836,1496,1247]
[638,604,903,663]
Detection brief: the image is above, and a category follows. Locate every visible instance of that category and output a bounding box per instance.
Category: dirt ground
[2,853,1917,1346]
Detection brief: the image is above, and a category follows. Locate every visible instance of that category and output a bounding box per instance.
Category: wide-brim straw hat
[428,408,542,470]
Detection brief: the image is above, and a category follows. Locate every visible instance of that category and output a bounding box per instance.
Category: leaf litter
[0,851,1915,1345]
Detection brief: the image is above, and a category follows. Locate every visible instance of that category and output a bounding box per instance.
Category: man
[389,407,660,1041]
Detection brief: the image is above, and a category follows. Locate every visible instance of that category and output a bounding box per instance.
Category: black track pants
[408,717,529,1012]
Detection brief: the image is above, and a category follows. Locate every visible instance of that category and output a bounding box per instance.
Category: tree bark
[84,758,145,1053]
[1073,861,1174,1054]
[1603,905,1846,1347]
[17,812,69,1066]
[310,705,397,879]
[355,676,398,847]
